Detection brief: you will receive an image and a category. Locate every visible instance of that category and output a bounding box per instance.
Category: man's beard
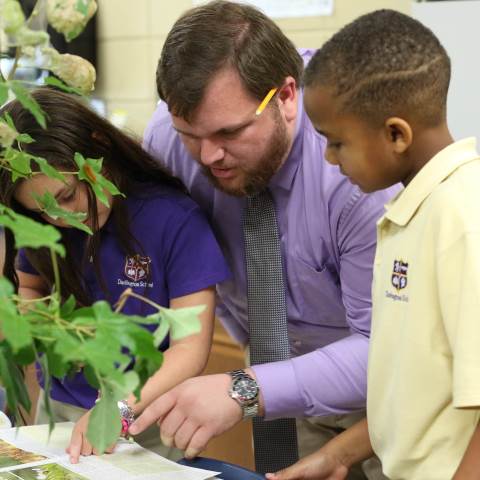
[201,113,290,197]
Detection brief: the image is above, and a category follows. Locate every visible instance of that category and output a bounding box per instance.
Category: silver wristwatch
[227,369,259,419]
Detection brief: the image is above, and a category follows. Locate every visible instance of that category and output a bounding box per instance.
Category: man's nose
[199,138,224,166]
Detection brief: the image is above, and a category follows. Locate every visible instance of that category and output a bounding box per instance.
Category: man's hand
[129,374,243,458]
[265,448,349,480]
[67,410,116,463]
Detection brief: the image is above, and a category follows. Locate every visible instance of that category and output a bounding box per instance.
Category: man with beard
[131,1,396,478]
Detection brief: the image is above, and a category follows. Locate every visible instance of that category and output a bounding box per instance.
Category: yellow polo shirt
[368,138,480,479]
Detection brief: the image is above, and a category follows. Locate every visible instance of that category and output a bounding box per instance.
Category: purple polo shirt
[17,185,230,409]
[143,50,399,419]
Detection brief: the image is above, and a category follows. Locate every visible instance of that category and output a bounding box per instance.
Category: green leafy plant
[0,0,202,452]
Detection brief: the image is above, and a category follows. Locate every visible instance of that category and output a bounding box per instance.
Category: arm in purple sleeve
[253,186,399,419]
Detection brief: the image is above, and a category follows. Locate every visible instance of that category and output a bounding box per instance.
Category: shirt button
[293,340,302,347]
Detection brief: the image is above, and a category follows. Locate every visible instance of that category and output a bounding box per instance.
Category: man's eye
[221,127,245,138]
[328,142,342,149]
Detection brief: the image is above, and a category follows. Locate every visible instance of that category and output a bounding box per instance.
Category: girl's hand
[66,410,116,463]
[265,449,349,480]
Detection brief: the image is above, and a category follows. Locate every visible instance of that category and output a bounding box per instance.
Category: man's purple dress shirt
[143,50,398,420]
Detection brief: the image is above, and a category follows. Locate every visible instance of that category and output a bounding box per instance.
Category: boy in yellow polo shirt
[266,9,480,480]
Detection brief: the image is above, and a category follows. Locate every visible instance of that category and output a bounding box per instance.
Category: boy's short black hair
[304,9,451,127]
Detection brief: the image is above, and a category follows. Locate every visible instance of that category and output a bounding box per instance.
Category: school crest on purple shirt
[124,255,151,282]
[391,259,408,291]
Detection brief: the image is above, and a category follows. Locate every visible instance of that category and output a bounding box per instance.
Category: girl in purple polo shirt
[0,88,230,462]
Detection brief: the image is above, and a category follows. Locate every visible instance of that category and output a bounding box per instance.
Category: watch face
[233,376,258,402]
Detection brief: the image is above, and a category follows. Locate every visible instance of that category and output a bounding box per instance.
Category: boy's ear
[384,117,412,154]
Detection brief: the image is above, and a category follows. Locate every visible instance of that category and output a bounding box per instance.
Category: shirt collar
[384,138,479,226]
[268,89,305,191]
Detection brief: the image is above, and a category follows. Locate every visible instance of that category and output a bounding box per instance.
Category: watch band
[228,369,259,420]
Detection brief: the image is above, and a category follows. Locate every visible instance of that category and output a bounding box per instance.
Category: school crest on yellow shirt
[391,259,408,291]
[124,254,151,282]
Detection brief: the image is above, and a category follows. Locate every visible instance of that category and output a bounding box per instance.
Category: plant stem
[50,248,61,300]
[7,47,21,81]
[117,289,165,312]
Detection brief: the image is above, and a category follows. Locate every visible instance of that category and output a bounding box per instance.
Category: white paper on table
[192,0,334,18]
[0,423,220,480]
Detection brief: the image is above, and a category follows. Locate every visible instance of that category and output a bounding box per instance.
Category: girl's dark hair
[0,87,186,305]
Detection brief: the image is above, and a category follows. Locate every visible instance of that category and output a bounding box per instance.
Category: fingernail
[185,448,197,459]
[161,435,172,447]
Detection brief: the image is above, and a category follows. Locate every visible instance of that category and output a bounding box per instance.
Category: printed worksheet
[0,423,219,480]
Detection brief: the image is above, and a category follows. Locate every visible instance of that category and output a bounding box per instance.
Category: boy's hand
[265,448,349,480]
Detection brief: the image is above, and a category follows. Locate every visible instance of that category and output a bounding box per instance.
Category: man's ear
[384,117,412,153]
[277,76,297,123]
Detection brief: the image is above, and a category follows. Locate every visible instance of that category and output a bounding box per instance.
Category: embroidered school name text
[385,290,409,302]
[118,279,154,288]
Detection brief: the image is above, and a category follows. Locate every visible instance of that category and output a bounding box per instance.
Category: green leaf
[153,317,169,348]
[60,294,77,318]
[81,335,129,375]
[43,76,85,97]
[9,81,47,128]
[39,354,55,434]
[13,345,36,365]
[75,153,125,207]
[4,148,32,181]
[33,156,65,181]
[16,133,34,143]
[83,364,100,389]
[0,278,32,352]
[159,305,205,341]
[0,342,32,422]
[46,345,69,378]
[87,388,121,453]
[0,82,8,105]
[52,330,84,362]
[0,205,65,257]
[32,191,92,234]
[106,370,139,400]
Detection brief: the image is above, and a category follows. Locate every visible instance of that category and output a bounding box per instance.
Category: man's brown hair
[157,0,303,120]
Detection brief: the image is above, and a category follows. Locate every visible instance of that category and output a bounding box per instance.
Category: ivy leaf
[106,370,139,400]
[32,191,92,234]
[43,76,85,97]
[46,345,69,379]
[87,388,121,453]
[39,355,55,434]
[81,333,129,375]
[75,153,125,207]
[32,156,65,181]
[158,305,204,341]
[2,113,34,144]
[4,147,32,180]
[9,81,47,128]
[60,295,77,318]
[0,82,8,105]
[152,315,169,348]
[52,330,84,362]
[0,205,65,257]
[0,342,32,422]
[0,278,32,352]
[83,364,100,389]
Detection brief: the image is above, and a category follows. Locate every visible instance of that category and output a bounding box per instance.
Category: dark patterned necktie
[243,190,299,474]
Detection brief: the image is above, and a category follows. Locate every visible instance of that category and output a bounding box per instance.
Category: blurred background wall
[94,0,411,136]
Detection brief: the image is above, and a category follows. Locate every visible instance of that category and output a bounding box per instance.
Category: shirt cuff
[252,360,306,420]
